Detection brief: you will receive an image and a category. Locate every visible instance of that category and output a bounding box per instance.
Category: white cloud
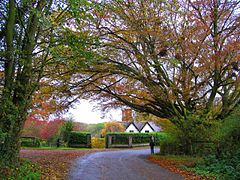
[64,99,122,124]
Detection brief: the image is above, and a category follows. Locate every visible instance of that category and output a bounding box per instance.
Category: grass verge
[148,154,216,180]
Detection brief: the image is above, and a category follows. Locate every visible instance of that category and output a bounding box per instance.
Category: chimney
[122,109,133,122]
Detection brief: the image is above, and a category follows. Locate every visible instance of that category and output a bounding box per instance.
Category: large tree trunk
[0,0,48,171]
[0,94,30,168]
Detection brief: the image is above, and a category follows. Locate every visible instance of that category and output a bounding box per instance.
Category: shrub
[68,131,91,148]
[215,105,240,155]
[60,120,74,142]
[0,159,41,179]
[159,113,219,155]
[159,133,185,155]
[112,134,129,144]
[187,106,240,179]
[105,132,166,147]
[20,137,40,147]
[194,150,240,180]
[91,137,105,148]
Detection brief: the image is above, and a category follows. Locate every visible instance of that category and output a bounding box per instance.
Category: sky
[64,99,122,124]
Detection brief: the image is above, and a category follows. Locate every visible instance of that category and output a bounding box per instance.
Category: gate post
[129,135,132,148]
[108,135,113,148]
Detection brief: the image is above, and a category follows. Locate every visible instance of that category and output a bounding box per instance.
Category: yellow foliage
[91,138,105,149]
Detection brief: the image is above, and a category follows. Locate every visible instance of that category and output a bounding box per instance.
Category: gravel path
[69,148,183,180]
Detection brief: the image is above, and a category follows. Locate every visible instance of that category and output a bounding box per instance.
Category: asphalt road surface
[69,148,183,180]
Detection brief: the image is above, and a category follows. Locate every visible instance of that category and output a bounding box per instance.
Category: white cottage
[125,122,161,133]
[140,122,154,133]
[125,123,139,133]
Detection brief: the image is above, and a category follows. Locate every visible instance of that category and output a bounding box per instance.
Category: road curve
[69,148,183,180]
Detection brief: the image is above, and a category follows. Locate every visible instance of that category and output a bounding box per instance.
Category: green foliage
[112,134,129,144]
[185,106,240,179]
[87,123,105,137]
[160,113,219,155]
[106,132,166,145]
[193,151,240,180]
[46,134,60,147]
[60,120,74,142]
[20,137,40,147]
[0,129,7,144]
[215,105,240,154]
[0,160,41,179]
[67,131,91,148]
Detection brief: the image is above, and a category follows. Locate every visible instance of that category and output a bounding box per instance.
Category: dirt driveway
[69,148,183,180]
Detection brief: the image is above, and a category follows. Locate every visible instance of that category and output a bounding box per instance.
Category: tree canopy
[0,0,240,171]
[53,0,240,121]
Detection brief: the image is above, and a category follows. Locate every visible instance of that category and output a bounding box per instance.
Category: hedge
[106,132,167,147]
[20,137,40,147]
[67,132,91,148]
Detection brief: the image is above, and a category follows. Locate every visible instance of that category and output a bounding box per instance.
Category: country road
[69,148,183,180]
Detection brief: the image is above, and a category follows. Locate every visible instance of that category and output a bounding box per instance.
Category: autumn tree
[22,117,64,141]
[21,116,48,138]
[101,121,125,137]
[0,0,74,168]
[40,119,63,140]
[53,0,240,153]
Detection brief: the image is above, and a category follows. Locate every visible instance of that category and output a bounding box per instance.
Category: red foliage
[22,117,64,140]
[40,119,64,140]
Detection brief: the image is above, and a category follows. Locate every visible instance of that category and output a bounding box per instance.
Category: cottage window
[130,130,134,133]
[145,130,149,133]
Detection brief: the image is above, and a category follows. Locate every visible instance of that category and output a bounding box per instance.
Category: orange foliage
[101,121,125,137]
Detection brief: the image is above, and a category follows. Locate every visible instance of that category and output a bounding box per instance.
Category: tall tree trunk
[0,0,47,171]
[0,99,27,167]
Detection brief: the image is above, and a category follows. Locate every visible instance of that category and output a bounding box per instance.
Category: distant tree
[60,120,74,142]
[101,121,125,137]
[22,116,65,142]
[21,116,47,138]
[41,119,64,141]
[87,123,105,137]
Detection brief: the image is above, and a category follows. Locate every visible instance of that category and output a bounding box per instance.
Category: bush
[106,132,166,147]
[191,105,240,179]
[20,137,40,147]
[215,105,240,155]
[112,134,129,144]
[159,133,185,155]
[194,150,240,180]
[159,113,219,155]
[91,137,105,148]
[68,132,91,148]
[0,160,41,179]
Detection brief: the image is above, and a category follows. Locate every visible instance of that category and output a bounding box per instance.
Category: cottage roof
[124,121,161,132]
[148,122,162,131]
[124,122,139,131]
